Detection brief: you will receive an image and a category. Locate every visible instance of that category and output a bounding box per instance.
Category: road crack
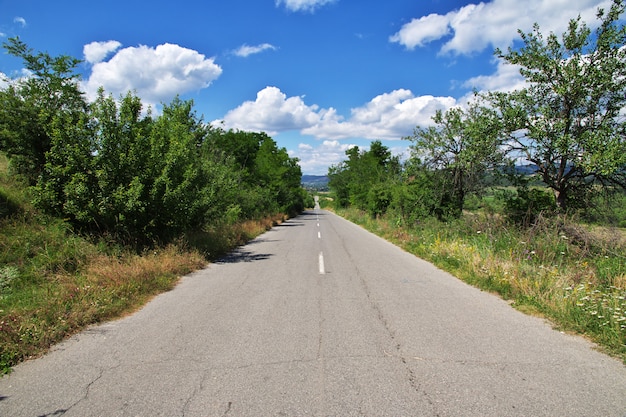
[341,238,442,416]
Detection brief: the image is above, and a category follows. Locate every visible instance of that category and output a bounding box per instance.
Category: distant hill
[302,175,329,190]
[515,164,539,175]
[301,166,537,190]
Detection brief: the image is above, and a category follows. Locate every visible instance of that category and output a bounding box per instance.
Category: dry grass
[86,245,205,288]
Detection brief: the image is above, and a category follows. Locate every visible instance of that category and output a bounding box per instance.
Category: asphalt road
[1,209,626,416]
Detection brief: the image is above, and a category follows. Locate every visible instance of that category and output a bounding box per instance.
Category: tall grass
[336,207,626,362]
[0,218,206,373]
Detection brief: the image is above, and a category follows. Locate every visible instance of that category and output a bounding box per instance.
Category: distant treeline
[0,38,311,243]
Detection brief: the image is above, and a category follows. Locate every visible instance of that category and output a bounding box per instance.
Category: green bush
[501,186,556,226]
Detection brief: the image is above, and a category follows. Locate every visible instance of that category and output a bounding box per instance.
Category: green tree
[254,134,304,216]
[491,0,626,211]
[406,100,503,218]
[327,141,400,216]
[146,97,212,236]
[208,129,305,218]
[89,90,153,234]
[389,158,439,224]
[0,37,86,183]
[327,159,352,208]
[206,129,261,180]
[32,109,97,223]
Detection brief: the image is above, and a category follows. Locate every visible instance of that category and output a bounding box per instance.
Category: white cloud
[217,86,321,134]
[233,43,277,57]
[276,0,336,13]
[292,140,356,174]
[13,17,26,27]
[218,87,457,174]
[83,41,122,64]
[462,59,526,93]
[217,86,457,140]
[292,140,411,175]
[0,72,9,89]
[390,0,611,55]
[82,43,222,107]
[303,90,456,140]
[389,13,451,50]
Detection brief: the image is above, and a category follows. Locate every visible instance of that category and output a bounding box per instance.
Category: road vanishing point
[1,208,626,416]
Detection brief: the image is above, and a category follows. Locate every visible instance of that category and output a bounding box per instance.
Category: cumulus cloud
[218,86,322,134]
[462,59,526,93]
[233,43,277,57]
[0,72,9,89]
[390,0,611,55]
[293,140,356,174]
[82,43,222,107]
[13,17,26,27]
[217,86,456,141]
[276,0,336,13]
[83,41,122,64]
[292,140,411,175]
[218,87,456,174]
[389,13,451,49]
[303,90,456,140]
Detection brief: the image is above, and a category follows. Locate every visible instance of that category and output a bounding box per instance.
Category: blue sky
[0,0,614,174]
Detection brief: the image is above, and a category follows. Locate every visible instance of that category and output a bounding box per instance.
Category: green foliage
[0,149,293,373]
[1,40,305,244]
[500,186,556,226]
[328,140,401,217]
[491,0,626,211]
[207,129,305,218]
[0,37,86,183]
[389,164,439,224]
[329,2,626,228]
[406,100,504,218]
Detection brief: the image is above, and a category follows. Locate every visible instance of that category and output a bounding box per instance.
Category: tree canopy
[490,0,626,210]
[0,38,308,243]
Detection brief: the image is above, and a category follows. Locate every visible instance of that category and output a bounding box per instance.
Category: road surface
[1,209,625,416]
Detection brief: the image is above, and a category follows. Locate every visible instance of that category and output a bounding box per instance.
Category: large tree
[0,37,86,183]
[327,140,400,216]
[491,0,626,210]
[406,100,504,218]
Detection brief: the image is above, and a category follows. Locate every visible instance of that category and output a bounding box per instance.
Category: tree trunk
[553,188,567,211]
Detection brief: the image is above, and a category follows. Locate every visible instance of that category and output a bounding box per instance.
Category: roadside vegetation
[326,1,626,362]
[0,37,312,373]
[1,0,625,374]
